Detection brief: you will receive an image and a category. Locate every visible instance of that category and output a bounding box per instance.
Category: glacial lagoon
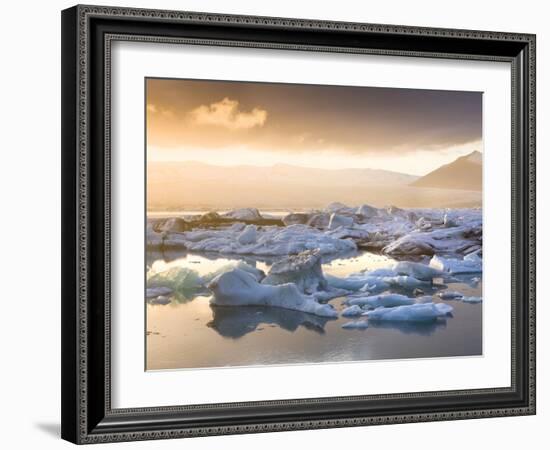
[146,208,483,371]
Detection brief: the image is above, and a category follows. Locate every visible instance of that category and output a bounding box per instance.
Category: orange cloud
[189,97,267,130]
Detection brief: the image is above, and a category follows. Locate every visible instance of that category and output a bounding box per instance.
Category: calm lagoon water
[146,250,482,370]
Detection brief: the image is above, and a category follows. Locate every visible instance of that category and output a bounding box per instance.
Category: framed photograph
[61,5,536,444]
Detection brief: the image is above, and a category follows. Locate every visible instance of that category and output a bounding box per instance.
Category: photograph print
[145,78,483,371]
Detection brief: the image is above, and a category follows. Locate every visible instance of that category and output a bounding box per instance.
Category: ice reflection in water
[207,305,334,339]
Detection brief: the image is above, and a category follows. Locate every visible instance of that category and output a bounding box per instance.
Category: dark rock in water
[413,288,425,296]
[356,239,389,252]
[262,249,327,294]
[282,212,311,226]
[199,211,222,222]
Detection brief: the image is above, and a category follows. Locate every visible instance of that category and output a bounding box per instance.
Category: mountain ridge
[411,151,482,191]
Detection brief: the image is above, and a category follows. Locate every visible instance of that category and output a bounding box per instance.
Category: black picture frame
[61,4,536,444]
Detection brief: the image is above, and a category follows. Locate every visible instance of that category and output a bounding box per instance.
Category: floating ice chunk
[237,224,257,245]
[326,274,371,291]
[392,261,444,281]
[207,269,338,318]
[437,291,464,300]
[326,202,355,214]
[341,305,364,317]
[462,296,482,303]
[203,261,265,283]
[311,288,350,302]
[146,286,173,299]
[429,254,482,274]
[307,213,331,230]
[148,295,171,305]
[261,250,327,294]
[365,302,453,323]
[365,268,397,277]
[342,320,369,329]
[382,275,430,290]
[328,213,354,230]
[175,223,356,256]
[147,267,204,292]
[326,267,396,293]
[356,204,379,218]
[223,208,262,221]
[383,234,435,256]
[146,223,164,249]
[348,293,414,308]
[443,213,458,228]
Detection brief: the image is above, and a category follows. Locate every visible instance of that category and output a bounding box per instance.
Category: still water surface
[146,250,482,370]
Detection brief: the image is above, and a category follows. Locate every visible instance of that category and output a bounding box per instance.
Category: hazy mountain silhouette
[147,160,482,210]
[411,151,482,191]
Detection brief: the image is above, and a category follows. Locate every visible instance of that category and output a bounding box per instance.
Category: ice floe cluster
[146,203,482,327]
[148,203,481,259]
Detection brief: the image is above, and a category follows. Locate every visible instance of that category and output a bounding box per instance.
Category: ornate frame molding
[61,5,536,444]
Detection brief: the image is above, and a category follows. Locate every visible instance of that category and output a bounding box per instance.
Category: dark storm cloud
[146,78,482,153]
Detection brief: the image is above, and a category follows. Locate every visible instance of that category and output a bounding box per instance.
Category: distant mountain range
[147,159,482,210]
[411,151,482,191]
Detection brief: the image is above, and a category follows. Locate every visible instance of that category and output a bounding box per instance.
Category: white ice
[430,252,482,274]
[365,302,453,323]
[341,305,364,317]
[392,261,445,280]
[145,286,174,299]
[347,293,415,309]
[342,320,369,329]
[261,249,327,294]
[147,266,204,292]
[207,268,338,318]
[166,224,356,256]
[222,208,263,221]
[437,291,464,300]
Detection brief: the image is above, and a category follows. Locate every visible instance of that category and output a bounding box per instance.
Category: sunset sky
[146,78,482,176]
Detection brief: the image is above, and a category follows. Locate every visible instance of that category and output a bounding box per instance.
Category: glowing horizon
[146,78,483,177]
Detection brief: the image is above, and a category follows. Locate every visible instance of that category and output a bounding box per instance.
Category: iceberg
[356,204,379,219]
[328,213,354,230]
[146,286,173,299]
[437,291,464,300]
[261,249,327,294]
[207,269,338,318]
[392,261,444,281]
[341,305,364,317]
[382,275,430,290]
[383,222,481,256]
[347,293,414,308]
[147,266,204,293]
[237,224,258,245]
[307,213,331,230]
[461,296,482,303]
[429,253,482,274]
[148,295,171,305]
[365,302,453,323]
[167,223,356,256]
[222,208,263,221]
[202,260,265,283]
[342,320,369,329]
